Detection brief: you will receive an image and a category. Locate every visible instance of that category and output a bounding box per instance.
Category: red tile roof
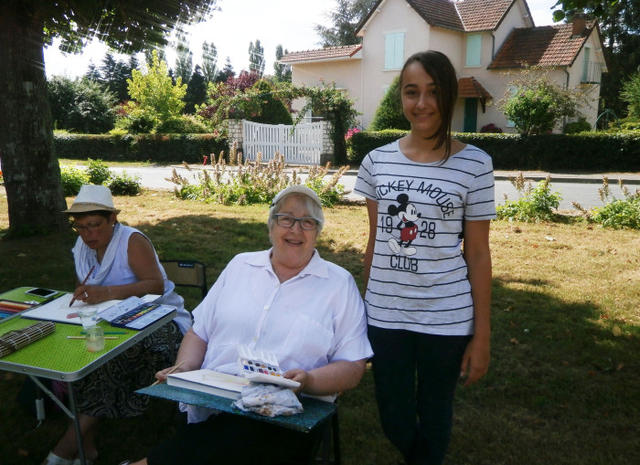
[357,0,516,33]
[406,0,464,31]
[458,77,492,99]
[488,22,595,69]
[279,44,362,64]
[455,0,515,31]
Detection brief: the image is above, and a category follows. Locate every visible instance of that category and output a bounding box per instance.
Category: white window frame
[384,32,405,70]
[465,33,482,67]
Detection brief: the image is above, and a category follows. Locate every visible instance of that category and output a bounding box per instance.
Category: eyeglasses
[71,220,105,234]
[274,214,319,230]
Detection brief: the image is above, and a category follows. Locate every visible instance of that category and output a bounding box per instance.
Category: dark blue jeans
[368,325,471,465]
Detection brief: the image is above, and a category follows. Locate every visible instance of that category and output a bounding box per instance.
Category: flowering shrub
[574,177,640,229]
[480,123,503,133]
[345,128,361,140]
[168,150,347,207]
[496,173,561,222]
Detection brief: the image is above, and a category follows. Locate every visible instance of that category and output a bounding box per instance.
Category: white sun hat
[63,185,120,214]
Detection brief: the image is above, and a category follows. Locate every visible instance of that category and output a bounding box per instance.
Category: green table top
[137,383,336,433]
[0,287,175,381]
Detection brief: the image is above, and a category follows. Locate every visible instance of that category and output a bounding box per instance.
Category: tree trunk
[0,2,67,237]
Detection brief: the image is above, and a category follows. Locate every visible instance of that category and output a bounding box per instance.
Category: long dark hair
[399,50,458,161]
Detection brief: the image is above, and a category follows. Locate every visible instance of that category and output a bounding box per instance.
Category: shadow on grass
[0,215,638,465]
[446,278,639,465]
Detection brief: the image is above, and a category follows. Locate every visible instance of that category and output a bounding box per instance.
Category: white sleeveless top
[71,223,192,334]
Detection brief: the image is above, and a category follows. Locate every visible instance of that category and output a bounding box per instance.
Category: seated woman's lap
[74,322,182,418]
[147,411,322,465]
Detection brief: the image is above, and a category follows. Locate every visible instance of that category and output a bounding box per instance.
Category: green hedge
[348,131,640,171]
[54,133,228,163]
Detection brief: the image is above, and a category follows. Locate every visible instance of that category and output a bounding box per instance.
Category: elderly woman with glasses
[121,185,373,465]
[43,185,192,465]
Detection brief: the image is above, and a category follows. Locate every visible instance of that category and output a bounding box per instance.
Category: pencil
[81,330,127,335]
[151,360,185,386]
[69,265,96,307]
[66,336,119,340]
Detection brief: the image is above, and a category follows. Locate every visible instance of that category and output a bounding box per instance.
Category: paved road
[109,165,639,211]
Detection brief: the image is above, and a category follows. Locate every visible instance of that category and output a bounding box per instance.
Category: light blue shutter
[466,34,482,67]
[385,33,405,70]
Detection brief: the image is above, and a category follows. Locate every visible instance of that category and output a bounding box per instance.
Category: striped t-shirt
[354,140,496,335]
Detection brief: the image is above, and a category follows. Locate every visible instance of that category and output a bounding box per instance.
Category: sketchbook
[21,293,160,326]
[167,369,250,400]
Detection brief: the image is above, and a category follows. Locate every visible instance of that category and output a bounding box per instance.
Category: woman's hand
[459,335,490,386]
[283,368,310,393]
[155,363,186,384]
[72,285,111,305]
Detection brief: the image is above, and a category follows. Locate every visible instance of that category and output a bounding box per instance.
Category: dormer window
[466,34,482,67]
[384,32,405,70]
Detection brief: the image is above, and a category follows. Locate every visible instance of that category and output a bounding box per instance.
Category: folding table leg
[67,382,87,465]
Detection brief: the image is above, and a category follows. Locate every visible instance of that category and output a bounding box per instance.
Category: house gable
[488,21,599,70]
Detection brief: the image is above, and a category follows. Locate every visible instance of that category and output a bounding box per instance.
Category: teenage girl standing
[354,50,495,465]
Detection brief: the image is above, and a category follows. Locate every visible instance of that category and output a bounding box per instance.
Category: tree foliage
[315,0,377,46]
[201,41,218,83]
[174,33,193,84]
[216,56,235,83]
[552,1,640,117]
[620,72,640,119]
[118,50,187,132]
[274,44,292,83]
[369,76,409,130]
[84,51,138,103]
[248,39,265,77]
[501,72,580,135]
[48,76,117,133]
[0,0,216,236]
[185,65,208,114]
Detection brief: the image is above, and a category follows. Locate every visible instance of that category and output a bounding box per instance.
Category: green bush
[591,196,640,229]
[108,172,142,196]
[347,129,408,163]
[251,80,293,125]
[496,176,561,222]
[563,117,592,134]
[60,166,89,196]
[86,158,112,185]
[155,115,210,134]
[347,130,640,171]
[115,112,157,134]
[48,76,117,133]
[369,76,409,131]
[502,75,578,135]
[54,133,228,163]
[588,178,640,229]
[619,120,640,131]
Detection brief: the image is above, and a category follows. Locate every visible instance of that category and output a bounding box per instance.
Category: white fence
[242,120,324,165]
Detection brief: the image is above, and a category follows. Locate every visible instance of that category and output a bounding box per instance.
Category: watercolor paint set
[237,345,300,389]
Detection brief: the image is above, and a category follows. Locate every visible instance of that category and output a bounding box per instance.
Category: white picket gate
[242,120,323,165]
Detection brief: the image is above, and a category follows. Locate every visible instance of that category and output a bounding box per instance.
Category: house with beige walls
[280,0,607,133]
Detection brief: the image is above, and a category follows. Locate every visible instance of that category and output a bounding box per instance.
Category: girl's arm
[363,198,378,290]
[461,219,492,386]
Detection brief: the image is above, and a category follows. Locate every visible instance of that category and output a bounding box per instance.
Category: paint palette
[237,345,300,389]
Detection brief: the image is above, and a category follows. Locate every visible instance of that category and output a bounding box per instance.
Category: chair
[161,260,208,300]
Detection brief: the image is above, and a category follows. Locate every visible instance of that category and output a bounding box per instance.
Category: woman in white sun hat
[42,184,192,465]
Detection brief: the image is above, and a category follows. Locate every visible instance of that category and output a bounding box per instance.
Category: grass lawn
[0,190,638,465]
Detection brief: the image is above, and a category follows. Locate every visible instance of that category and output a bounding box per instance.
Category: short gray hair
[268,193,324,233]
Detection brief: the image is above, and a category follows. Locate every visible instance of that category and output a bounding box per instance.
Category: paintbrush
[69,265,96,307]
[152,360,185,386]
